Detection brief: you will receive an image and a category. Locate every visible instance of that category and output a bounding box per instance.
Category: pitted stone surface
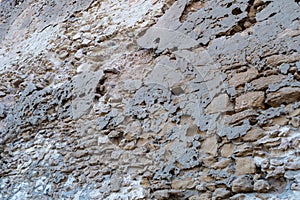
[1,0,300,199]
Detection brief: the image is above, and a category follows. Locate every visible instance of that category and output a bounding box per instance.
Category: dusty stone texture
[231,175,254,193]
[205,93,234,114]
[1,0,300,199]
[212,188,231,199]
[221,143,235,158]
[249,74,287,90]
[235,157,256,175]
[254,179,270,193]
[235,91,265,111]
[201,135,218,156]
[266,87,300,107]
[229,68,259,88]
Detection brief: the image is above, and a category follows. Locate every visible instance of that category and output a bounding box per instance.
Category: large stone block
[250,74,286,90]
[266,87,300,107]
[229,68,259,88]
[235,157,256,175]
[205,93,234,114]
[235,91,265,111]
[201,135,218,156]
[232,175,254,193]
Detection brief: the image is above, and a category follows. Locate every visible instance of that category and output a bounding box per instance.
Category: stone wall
[0,0,300,199]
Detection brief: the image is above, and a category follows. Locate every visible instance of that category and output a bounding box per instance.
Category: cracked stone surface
[0,0,300,199]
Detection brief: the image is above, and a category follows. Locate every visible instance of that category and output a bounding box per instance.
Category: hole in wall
[232,7,243,15]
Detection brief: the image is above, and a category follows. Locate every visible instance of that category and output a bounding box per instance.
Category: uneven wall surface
[0,0,300,199]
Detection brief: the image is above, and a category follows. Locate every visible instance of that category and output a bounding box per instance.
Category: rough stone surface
[235,157,256,175]
[201,135,218,156]
[205,93,234,114]
[1,0,300,199]
[235,91,265,111]
[221,143,235,158]
[232,175,254,193]
[229,68,259,88]
[266,87,300,107]
[254,180,270,193]
[250,74,286,90]
[213,188,231,200]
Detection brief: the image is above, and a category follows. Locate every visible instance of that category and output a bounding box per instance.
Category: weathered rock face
[0,0,300,199]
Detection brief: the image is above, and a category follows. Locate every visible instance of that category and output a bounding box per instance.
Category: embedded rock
[266,87,300,107]
[229,68,259,88]
[254,180,270,193]
[1,0,300,199]
[201,135,218,156]
[232,175,254,193]
[235,91,265,112]
[205,94,234,114]
[221,143,235,158]
[250,75,286,90]
[235,157,256,175]
[213,188,231,200]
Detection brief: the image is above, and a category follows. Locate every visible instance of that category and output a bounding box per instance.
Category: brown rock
[206,183,216,191]
[171,177,193,189]
[199,192,212,199]
[290,116,300,128]
[199,169,215,182]
[235,157,256,175]
[268,177,287,193]
[235,91,265,112]
[73,150,89,158]
[225,109,258,125]
[229,194,246,200]
[266,87,300,107]
[205,94,234,114]
[255,136,281,148]
[250,74,286,90]
[254,180,270,193]
[123,141,137,150]
[201,135,218,156]
[171,86,185,95]
[212,158,232,169]
[234,143,253,157]
[266,166,285,179]
[232,175,254,193]
[266,53,300,66]
[289,107,300,117]
[108,130,122,138]
[271,116,289,126]
[229,68,259,87]
[141,178,150,188]
[151,190,183,200]
[188,196,202,200]
[242,128,265,142]
[221,143,234,158]
[253,0,264,7]
[202,156,217,168]
[213,188,231,199]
